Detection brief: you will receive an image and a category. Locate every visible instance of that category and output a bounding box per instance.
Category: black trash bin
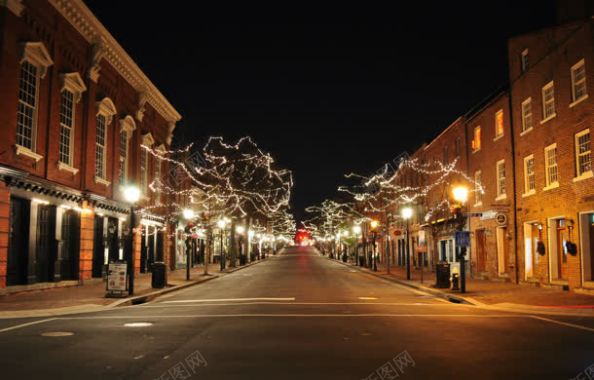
[435,261,451,288]
[151,262,167,288]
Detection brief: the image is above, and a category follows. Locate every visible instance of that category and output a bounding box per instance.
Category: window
[521,49,528,73]
[16,61,38,151]
[119,130,128,185]
[155,156,162,203]
[474,171,483,205]
[521,98,532,133]
[494,109,504,139]
[455,137,461,157]
[95,114,107,180]
[544,144,559,188]
[571,59,587,104]
[524,155,536,194]
[575,129,592,178]
[58,90,75,166]
[542,81,555,121]
[141,133,155,195]
[472,126,481,152]
[496,160,506,198]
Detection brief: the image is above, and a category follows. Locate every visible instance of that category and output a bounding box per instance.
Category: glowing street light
[401,206,413,280]
[183,208,195,220]
[235,225,246,234]
[352,225,362,235]
[452,185,469,205]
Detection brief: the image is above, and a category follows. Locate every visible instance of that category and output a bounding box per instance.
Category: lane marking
[140,302,457,308]
[162,297,295,304]
[358,297,378,300]
[40,331,73,337]
[529,315,594,333]
[0,318,57,333]
[57,313,529,319]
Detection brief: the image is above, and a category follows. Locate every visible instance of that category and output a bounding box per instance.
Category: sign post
[455,231,470,293]
[106,261,128,297]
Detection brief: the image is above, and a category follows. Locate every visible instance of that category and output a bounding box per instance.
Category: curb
[112,258,267,307]
[329,257,477,305]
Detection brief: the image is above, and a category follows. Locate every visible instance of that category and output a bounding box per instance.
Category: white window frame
[15,42,53,162]
[155,144,166,204]
[494,109,504,140]
[496,159,506,200]
[544,143,559,190]
[472,125,481,152]
[521,49,528,73]
[523,155,536,196]
[541,81,556,123]
[94,97,117,186]
[521,98,533,135]
[570,59,588,107]
[57,72,86,175]
[574,129,593,181]
[141,132,155,197]
[474,170,483,206]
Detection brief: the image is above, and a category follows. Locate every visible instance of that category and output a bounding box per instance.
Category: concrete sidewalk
[0,259,265,318]
[331,256,594,317]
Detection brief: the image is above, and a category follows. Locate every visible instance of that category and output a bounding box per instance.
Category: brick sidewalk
[338,258,594,307]
[0,263,229,312]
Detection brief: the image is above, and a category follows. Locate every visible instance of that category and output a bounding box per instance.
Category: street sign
[106,261,128,297]
[496,212,507,226]
[455,231,470,247]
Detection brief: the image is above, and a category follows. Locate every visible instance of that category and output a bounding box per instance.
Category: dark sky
[85,1,556,221]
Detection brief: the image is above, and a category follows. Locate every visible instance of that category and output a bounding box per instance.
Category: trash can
[435,261,451,289]
[151,262,167,289]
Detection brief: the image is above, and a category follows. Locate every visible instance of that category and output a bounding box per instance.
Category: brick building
[509,19,594,291]
[0,0,181,289]
[465,92,517,282]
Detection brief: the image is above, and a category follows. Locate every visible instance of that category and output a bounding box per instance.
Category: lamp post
[123,185,140,295]
[353,225,362,265]
[248,229,255,261]
[401,207,413,281]
[452,185,469,293]
[370,220,379,271]
[217,218,227,271]
[183,208,195,281]
[236,225,245,265]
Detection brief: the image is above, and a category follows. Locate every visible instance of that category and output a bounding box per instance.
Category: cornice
[48,0,182,130]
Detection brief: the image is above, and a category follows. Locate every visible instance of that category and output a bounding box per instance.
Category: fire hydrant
[451,273,460,290]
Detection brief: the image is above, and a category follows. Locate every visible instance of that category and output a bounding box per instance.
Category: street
[1,246,593,380]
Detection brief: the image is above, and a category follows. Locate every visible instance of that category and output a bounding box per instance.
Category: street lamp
[370,219,379,271]
[401,206,413,281]
[452,185,469,293]
[183,208,195,281]
[217,218,227,270]
[123,185,140,295]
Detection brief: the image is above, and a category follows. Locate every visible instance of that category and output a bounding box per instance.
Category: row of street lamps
[320,185,470,291]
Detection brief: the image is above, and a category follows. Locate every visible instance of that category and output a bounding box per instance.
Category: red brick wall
[510,20,594,289]
[0,182,10,287]
[79,202,94,282]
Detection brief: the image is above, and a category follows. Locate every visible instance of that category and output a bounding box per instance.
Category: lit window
[474,171,482,205]
[496,160,506,198]
[542,81,555,120]
[571,59,587,103]
[494,109,504,139]
[140,133,155,195]
[544,144,558,187]
[524,155,536,194]
[95,114,107,180]
[521,98,532,133]
[521,49,528,73]
[472,126,481,152]
[575,129,592,177]
[59,90,75,166]
[16,61,39,150]
[119,129,128,185]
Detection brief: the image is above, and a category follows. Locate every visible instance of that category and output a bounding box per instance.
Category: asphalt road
[1,246,593,380]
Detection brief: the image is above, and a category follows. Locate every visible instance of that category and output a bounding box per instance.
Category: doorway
[92,216,104,278]
[7,197,30,285]
[496,227,507,275]
[60,210,80,280]
[35,204,56,283]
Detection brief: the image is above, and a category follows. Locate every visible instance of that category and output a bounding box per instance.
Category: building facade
[0,0,181,289]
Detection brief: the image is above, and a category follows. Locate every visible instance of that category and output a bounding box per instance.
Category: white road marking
[529,315,594,333]
[162,297,295,304]
[57,313,530,319]
[0,318,56,334]
[140,302,457,308]
[40,331,73,337]
[358,297,378,300]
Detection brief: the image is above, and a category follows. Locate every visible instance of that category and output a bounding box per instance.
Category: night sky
[85,1,556,221]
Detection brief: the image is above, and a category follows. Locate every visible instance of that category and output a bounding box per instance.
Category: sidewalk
[332,257,594,317]
[0,259,263,318]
